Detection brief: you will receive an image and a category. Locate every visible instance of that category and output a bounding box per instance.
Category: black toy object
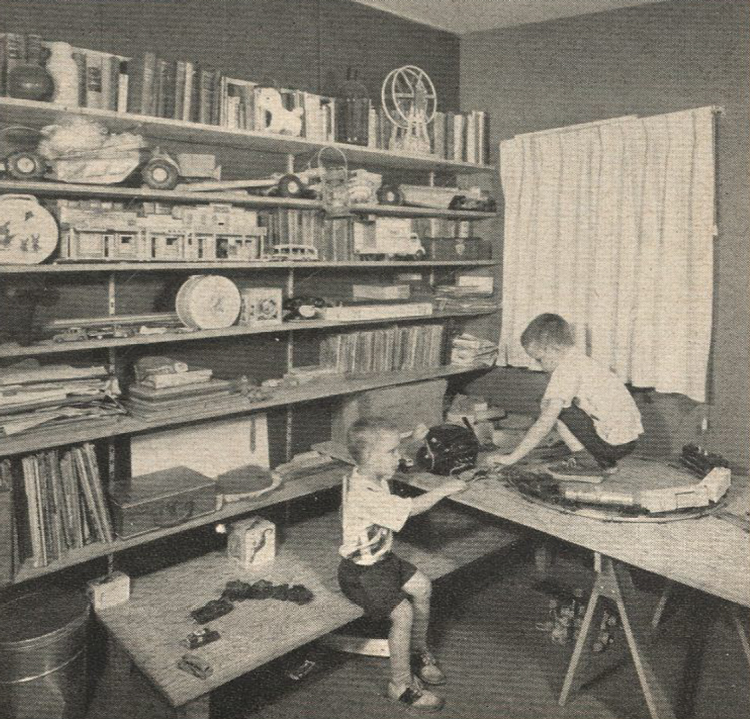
[190,597,234,624]
[183,627,221,649]
[680,444,730,477]
[416,422,480,476]
[221,579,314,605]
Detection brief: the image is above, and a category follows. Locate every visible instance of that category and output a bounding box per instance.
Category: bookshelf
[0,90,499,585]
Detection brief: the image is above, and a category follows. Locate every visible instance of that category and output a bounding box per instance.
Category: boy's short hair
[347,416,400,464]
[520,313,575,350]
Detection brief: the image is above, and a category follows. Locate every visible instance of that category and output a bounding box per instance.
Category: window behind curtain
[498,107,716,403]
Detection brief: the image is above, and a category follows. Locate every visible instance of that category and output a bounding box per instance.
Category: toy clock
[175,275,242,330]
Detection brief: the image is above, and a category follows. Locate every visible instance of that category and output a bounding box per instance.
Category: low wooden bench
[96,499,522,719]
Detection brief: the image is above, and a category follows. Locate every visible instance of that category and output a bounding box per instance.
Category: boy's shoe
[546,455,606,484]
[412,649,447,685]
[388,678,444,713]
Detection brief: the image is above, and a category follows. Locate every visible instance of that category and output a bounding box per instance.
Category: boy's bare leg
[555,420,585,453]
[389,599,414,687]
[402,570,432,651]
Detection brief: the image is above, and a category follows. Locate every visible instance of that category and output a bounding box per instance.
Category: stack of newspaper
[0,362,122,437]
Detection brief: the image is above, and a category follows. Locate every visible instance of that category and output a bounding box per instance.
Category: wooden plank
[399,460,750,608]
[0,310,493,358]
[0,259,496,274]
[97,503,519,708]
[0,180,495,221]
[97,546,364,707]
[0,97,492,174]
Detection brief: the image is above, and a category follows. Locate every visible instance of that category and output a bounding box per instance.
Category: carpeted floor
[209,542,749,719]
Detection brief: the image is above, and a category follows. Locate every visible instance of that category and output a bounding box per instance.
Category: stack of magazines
[0,362,123,437]
[450,334,498,367]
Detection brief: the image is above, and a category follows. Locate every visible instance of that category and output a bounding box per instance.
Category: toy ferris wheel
[381,65,437,155]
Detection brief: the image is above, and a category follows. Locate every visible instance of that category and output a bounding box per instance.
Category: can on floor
[0,587,91,719]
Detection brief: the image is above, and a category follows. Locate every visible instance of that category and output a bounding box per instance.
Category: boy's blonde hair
[347,416,400,464]
[520,313,574,350]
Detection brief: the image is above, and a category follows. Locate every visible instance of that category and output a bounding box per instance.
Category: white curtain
[498,107,716,402]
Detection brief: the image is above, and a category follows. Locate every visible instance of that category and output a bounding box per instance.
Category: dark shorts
[559,404,638,469]
[338,552,418,620]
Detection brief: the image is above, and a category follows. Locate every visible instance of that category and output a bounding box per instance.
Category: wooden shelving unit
[0,94,499,586]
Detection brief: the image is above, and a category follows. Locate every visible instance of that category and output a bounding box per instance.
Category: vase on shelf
[7,62,54,102]
[45,41,79,106]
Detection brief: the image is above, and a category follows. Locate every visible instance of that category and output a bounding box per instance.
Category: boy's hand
[483,452,516,468]
[439,478,469,496]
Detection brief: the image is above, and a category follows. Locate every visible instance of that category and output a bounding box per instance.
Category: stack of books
[125,361,247,422]
[12,443,115,569]
[0,363,123,437]
[450,334,498,367]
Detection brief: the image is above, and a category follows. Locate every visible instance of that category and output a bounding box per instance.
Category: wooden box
[425,237,492,260]
[108,467,217,539]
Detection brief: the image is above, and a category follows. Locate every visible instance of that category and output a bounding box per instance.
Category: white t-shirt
[339,469,412,566]
[543,349,643,446]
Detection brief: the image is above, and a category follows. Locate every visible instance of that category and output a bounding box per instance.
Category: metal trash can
[0,588,91,719]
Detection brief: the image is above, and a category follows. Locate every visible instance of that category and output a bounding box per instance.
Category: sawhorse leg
[559,552,676,719]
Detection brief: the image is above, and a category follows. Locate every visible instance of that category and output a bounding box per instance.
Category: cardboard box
[238,287,283,326]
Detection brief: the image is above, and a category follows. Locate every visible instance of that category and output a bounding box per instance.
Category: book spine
[117,58,129,112]
[2,33,26,95]
[85,50,103,110]
[174,60,186,120]
[71,49,87,108]
[182,60,193,121]
[24,33,44,65]
[106,53,120,111]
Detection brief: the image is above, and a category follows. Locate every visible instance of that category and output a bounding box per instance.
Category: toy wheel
[377,184,404,205]
[142,158,179,190]
[6,150,45,180]
[276,174,307,198]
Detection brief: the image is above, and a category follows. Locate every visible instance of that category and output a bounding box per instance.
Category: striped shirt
[338,469,412,566]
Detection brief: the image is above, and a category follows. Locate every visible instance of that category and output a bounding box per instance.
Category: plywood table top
[399,458,750,608]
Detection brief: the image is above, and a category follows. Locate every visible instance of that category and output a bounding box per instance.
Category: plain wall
[460,0,749,468]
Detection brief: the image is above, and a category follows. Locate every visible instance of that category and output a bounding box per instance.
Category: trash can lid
[0,588,90,646]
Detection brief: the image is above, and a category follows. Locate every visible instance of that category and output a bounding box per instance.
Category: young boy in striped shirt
[338,417,467,712]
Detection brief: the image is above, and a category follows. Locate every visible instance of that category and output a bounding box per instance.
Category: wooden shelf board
[0,180,496,220]
[0,97,493,174]
[13,468,345,583]
[0,259,496,274]
[0,310,494,357]
[0,364,491,457]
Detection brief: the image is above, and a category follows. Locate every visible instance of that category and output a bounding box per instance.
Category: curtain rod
[510,105,725,141]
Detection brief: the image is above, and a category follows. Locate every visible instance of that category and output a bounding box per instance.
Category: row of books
[0,32,490,161]
[319,324,444,374]
[12,443,114,569]
[262,209,352,262]
[430,110,491,165]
